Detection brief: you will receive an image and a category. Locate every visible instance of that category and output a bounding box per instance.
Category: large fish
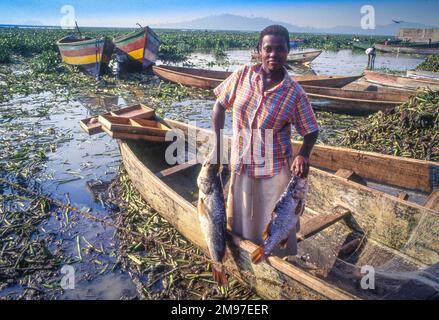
[197,160,228,287]
[251,175,308,264]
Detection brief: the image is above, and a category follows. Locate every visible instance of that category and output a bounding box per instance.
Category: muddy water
[0,92,137,299]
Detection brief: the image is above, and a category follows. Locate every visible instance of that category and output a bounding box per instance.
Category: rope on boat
[0,176,273,290]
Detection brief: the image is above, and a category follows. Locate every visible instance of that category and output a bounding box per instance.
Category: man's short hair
[258,25,290,53]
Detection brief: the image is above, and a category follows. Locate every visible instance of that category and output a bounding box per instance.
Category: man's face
[260,35,288,72]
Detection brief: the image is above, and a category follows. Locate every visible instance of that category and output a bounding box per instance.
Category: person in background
[365,45,376,70]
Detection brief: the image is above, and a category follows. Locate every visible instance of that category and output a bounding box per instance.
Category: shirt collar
[254,64,293,92]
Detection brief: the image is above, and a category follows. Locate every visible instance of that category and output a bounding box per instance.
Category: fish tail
[251,246,266,264]
[212,264,228,288]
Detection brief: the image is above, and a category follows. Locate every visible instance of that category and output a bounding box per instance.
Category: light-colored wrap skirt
[226,160,300,257]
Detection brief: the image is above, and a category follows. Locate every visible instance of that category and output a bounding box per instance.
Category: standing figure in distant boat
[365,46,376,70]
[211,25,319,259]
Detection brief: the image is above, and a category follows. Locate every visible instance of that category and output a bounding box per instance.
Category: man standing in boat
[210,25,319,258]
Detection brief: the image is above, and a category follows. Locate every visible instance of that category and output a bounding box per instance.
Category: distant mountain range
[151,13,436,36]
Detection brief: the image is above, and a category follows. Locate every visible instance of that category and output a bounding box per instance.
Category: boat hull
[57,36,114,78]
[152,65,361,89]
[119,119,439,300]
[114,27,160,72]
[302,85,413,115]
[364,70,439,90]
[374,44,439,55]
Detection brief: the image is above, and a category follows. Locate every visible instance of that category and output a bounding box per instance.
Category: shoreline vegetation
[0,27,437,300]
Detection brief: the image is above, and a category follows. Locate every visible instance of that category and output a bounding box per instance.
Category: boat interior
[124,135,439,300]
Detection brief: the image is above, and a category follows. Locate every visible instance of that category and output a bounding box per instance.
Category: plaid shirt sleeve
[291,87,319,137]
[213,67,244,110]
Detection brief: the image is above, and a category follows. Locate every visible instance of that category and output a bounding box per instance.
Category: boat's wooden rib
[155,160,198,178]
[364,70,439,91]
[120,118,439,299]
[101,126,166,142]
[291,142,439,193]
[424,190,439,211]
[297,207,351,241]
[398,192,410,201]
[152,65,361,89]
[334,169,367,186]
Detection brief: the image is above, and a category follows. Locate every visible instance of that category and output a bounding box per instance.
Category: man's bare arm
[292,130,319,178]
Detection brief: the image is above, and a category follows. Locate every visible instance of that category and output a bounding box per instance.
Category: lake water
[158,48,425,75]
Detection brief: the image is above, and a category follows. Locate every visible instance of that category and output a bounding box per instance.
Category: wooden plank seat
[297,207,352,242]
[155,160,199,178]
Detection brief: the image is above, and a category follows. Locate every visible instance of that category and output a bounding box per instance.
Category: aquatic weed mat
[341,89,439,161]
[110,168,260,300]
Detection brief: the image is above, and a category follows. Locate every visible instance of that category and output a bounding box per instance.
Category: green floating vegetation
[341,89,439,161]
[416,55,439,72]
[112,169,259,300]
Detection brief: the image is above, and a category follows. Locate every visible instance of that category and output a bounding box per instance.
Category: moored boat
[152,65,361,89]
[374,43,439,55]
[113,26,160,72]
[302,85,414,115]
[119,118,439,300]
[406,70,439,81]
[57,35,114,78]
[364,70,439,91]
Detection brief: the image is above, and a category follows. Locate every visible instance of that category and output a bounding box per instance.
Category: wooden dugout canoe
[57,36,114,78]
[119,118,439,300]
[302,85,415,115]
[374,44,439,55]
[251,50,322,65]
[152,65,361,89]
[406,70,439,81]
[114,27,160,72]
[364,70,439,91]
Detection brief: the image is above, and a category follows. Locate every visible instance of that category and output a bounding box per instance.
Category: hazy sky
[0,0,438,28]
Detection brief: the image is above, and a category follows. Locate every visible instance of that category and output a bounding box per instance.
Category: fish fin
[198,197,208,216]
[262,221,271,241]
[295,200,303,216]
[212,265,228,288]
[251,246,265,264]
[222,249,230,263]
[279,237,289,249]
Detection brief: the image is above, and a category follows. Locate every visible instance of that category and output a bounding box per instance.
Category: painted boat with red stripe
[114,27,160,72]
[57,36,114,78]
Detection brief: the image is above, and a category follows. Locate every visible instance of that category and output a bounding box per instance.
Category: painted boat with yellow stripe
[57,36,114,78]
[114,27,160,72]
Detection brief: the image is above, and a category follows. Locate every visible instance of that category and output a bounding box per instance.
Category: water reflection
[157,48,424,76]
